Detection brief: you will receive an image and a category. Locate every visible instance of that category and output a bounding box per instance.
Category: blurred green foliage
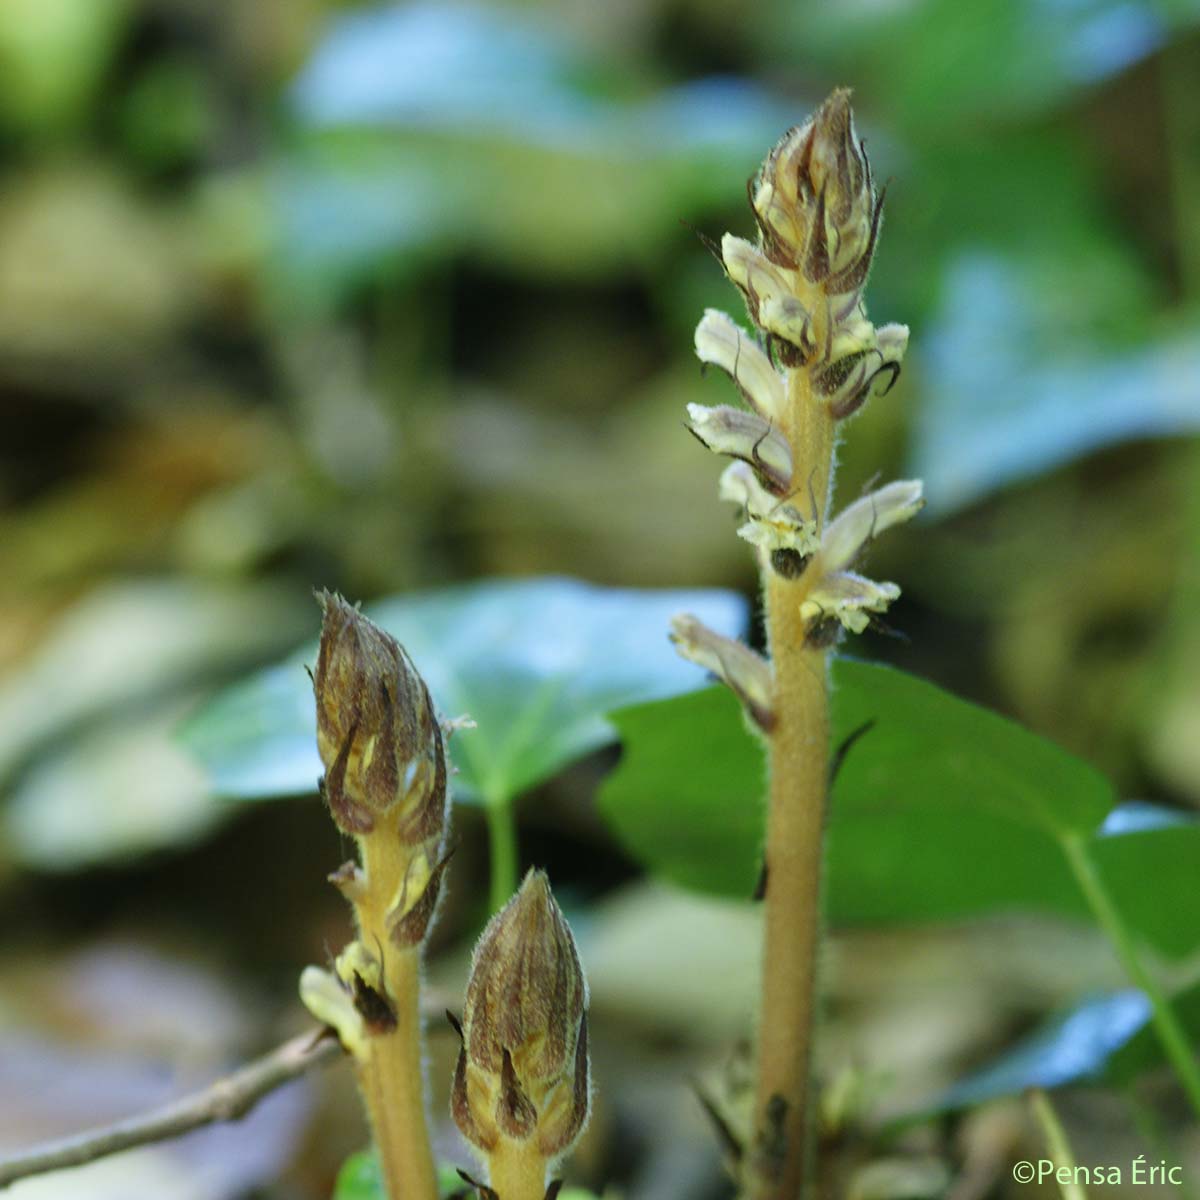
[2,0,1200,1191]
[182,577,745,809]
[2,0,1198,828]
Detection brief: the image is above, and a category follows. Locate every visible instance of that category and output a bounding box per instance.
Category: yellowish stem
[355,828,439,1200]
[749,365,837,1200]
[487,1140,548,1200]
[1030,1089,1088,1200]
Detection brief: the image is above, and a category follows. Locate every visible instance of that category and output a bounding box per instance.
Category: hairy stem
[1061,833,1200,1118]
[750,367,837,1199]
[356,831,439,1200]
[488,1140,548,1200]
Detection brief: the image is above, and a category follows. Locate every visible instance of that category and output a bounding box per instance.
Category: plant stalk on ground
[673,90,922,1198]
[299,593,452,1200]
[754,367,836,1196]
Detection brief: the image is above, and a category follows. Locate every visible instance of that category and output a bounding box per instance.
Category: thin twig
[0,1029,343,1189]
[1061,832,1200,1117]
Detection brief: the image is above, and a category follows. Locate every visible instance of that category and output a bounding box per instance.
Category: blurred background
[1,0,1199,1197]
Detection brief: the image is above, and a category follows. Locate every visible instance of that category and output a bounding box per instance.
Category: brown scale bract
[452,870,591,1159]
[313,591,447,846]
[750,88,881,303]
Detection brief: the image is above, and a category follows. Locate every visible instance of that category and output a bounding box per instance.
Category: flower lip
[685,403,793,494]
[694,308,785,423]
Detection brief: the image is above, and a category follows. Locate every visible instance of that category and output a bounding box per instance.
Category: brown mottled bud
[313,591,447,847]
[749,88,881,305]
[452,870,591,1163]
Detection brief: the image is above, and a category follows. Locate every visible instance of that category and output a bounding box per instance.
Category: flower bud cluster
[300,604,593,1194]
[452,870,591,1169]
[704,90,907,413]
[726,87,907,421]
[313,592,449,947]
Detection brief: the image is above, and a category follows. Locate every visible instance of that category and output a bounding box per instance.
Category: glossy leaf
[602,688,765,900]
[601,660,1112,895]
[599,664,1200,958]
[929,991,1152,1114]
[181,577,746,808]
[599,682,1089,920]
[925,975,1200,1116]
[830,658,1114,839]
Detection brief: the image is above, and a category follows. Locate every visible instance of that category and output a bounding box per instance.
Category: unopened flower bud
[313,592,447,847]
[452,870,590,1164]
[670,614,774,732]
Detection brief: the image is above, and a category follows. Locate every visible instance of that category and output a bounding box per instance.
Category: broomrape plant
[300,594,589,1200]
[3,56,1198,1200]
[675,88,921,1199]
[296,88,916,1200]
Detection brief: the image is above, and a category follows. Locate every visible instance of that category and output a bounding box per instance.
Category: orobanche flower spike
[672,88,925,1200]
[300,592,451,1200]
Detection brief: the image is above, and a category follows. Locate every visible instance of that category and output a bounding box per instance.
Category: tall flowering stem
[299,593,451,1200]
[675,90,922,1198]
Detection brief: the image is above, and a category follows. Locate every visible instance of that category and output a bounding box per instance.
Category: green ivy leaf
[599,661,1200,959]
[180,576,746,809]
[600,657,1113,894]
[600,687,765,899]
[913,255,1200,513]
